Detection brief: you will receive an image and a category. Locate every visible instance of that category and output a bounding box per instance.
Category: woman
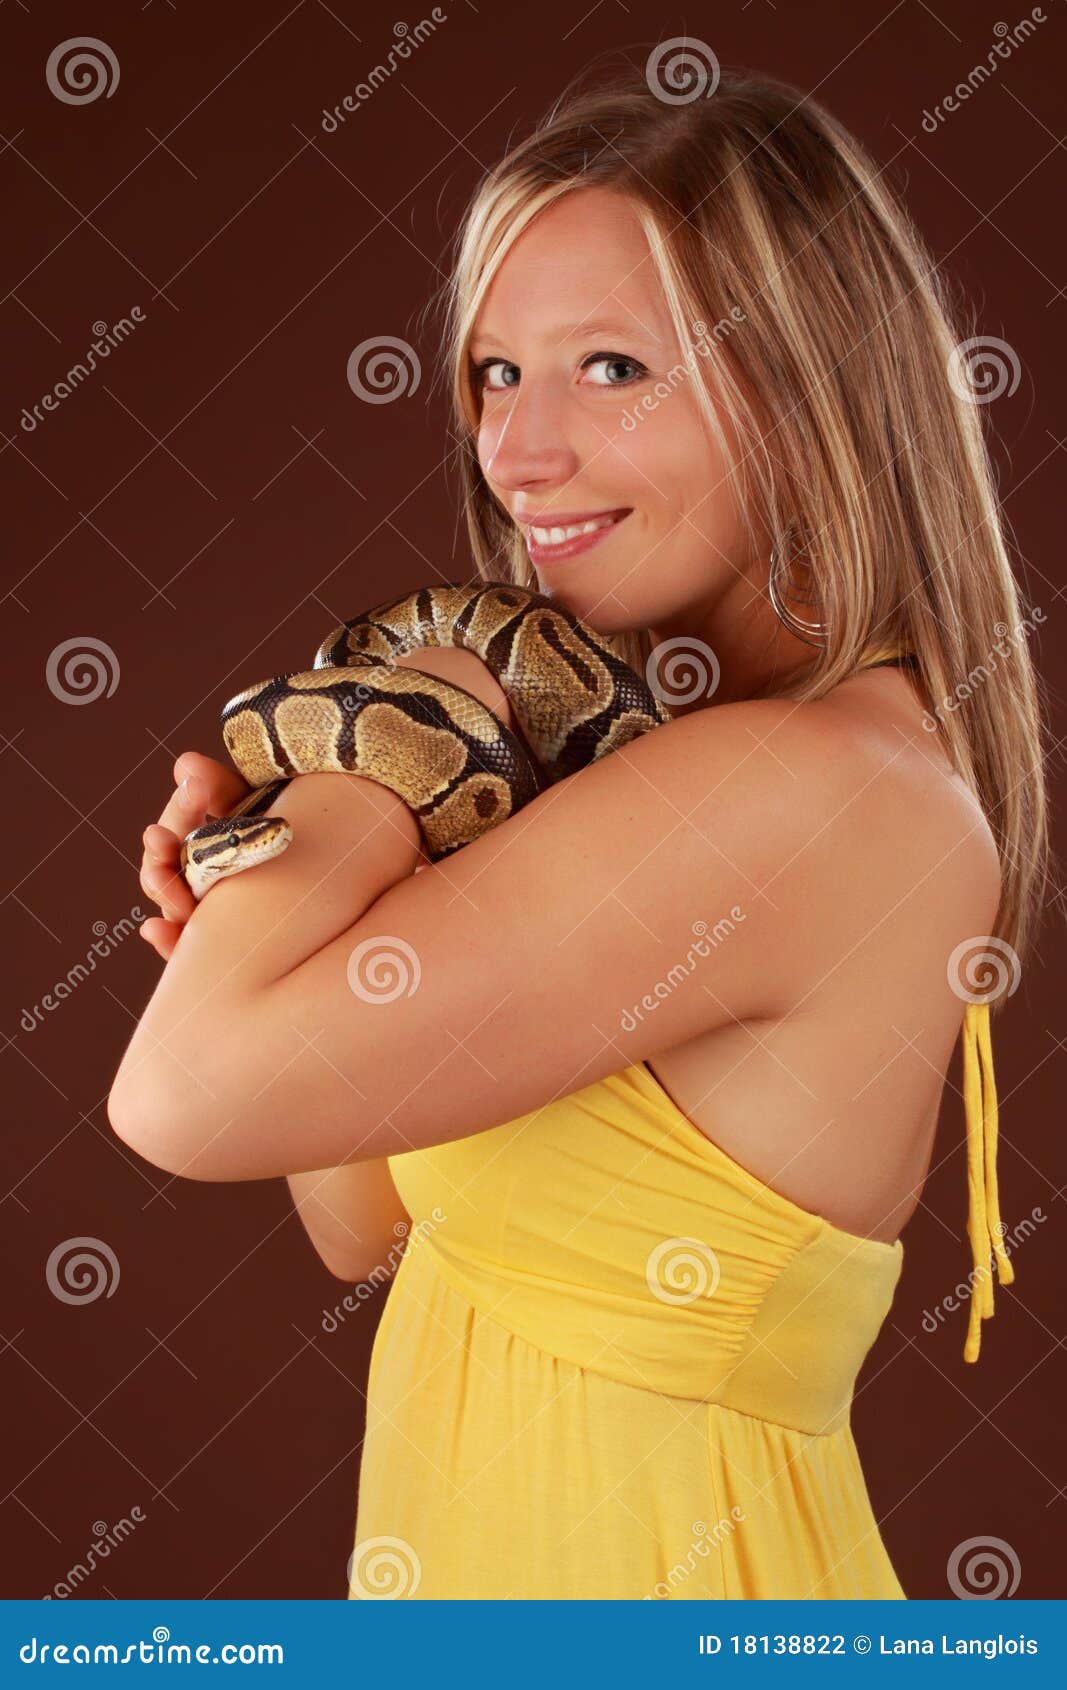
[109,66,1049,1599]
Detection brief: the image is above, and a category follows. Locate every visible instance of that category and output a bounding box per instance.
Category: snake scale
[180,580,671,900]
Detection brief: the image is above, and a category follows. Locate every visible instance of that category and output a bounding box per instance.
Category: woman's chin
[536,576,618,628]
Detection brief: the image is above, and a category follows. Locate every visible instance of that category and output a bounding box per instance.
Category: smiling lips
[520,507,631,564]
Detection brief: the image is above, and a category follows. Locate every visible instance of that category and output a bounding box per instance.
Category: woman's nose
[479,383,581,494]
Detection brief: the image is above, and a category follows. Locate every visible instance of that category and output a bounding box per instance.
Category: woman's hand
[138,653,506,957]
[139,751,249,962]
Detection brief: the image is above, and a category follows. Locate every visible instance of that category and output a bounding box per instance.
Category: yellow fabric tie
[960,1000,1014,1362]
[853,640,1013,1363]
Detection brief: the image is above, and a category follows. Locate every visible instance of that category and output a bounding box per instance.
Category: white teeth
[530,516,616,546]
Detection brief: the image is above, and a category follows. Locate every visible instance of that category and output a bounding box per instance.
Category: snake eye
[227,832,239,849]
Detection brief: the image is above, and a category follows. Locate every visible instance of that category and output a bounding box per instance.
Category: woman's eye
[477,359,520,391]
[474,353,647,392]
[582,353,647,386]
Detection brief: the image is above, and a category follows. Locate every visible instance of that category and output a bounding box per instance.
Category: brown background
[2,0,1064,1600]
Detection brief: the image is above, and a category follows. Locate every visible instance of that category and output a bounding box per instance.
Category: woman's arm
[287,1160,410,1282]
[135,748,419,1271]
[281,650,511,1277]
[108,677,883,1184]
[112,645,518,1196]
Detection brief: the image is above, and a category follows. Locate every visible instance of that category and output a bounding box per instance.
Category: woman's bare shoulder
[807,676,1003,963]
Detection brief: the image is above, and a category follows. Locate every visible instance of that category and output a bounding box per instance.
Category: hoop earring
[767,535,830,647]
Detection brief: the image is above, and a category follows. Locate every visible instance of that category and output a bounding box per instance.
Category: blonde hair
[428,62,1052,977]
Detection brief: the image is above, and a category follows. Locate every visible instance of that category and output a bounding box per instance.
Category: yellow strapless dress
[348,644,1012,1601]
[349,1057,912,1600]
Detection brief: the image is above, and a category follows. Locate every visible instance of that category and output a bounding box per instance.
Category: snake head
[180,812,294,901]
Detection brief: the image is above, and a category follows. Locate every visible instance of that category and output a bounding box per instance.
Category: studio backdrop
[1,0,1063,1602]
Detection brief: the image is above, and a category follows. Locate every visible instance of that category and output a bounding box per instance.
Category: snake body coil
[180,580,671,900]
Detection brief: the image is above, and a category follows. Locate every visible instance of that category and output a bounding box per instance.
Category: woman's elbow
[106,994,263,1180]
[107,1066,230,1182]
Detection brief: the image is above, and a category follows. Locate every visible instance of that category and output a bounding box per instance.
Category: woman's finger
[175,749,248,811]
[140,751,247,926]
[140,825,196,924]
[156,751,244,840]
[139,914,184,961]
[143,822,181,864]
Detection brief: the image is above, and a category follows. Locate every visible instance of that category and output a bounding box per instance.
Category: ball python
[179,580,672,900]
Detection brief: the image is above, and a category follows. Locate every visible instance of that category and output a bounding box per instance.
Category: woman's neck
[649,579,820,712]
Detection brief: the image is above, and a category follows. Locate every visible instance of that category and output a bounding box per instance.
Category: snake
[179,580,672,901]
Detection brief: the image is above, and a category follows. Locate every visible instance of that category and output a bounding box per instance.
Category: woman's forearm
[277,650,517,1252]
[287,1159,410,1282]
[109,770,423,1151]
[275,650,516,1265]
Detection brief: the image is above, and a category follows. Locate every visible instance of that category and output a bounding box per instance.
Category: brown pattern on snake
[180,580,671,899]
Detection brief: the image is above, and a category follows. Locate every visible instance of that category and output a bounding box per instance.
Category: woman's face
[471,186,751,636]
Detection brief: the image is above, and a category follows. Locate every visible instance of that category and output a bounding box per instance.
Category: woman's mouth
[521,507,632,565]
